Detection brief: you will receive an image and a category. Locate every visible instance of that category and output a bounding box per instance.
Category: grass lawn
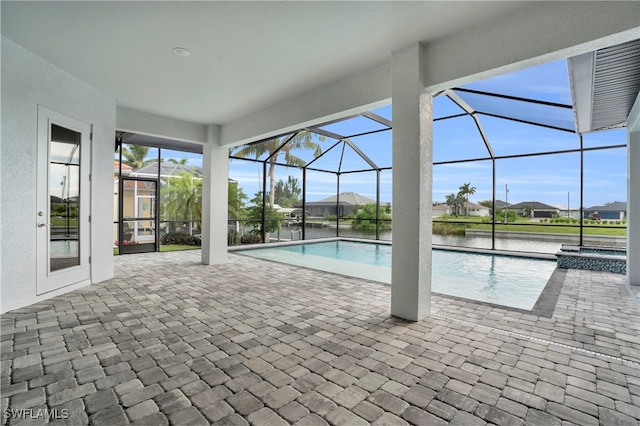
[159,245,200,252]
[51,218,78,226]
[434,216,626,236]
[467,223,627,236]
[114,245,200,255]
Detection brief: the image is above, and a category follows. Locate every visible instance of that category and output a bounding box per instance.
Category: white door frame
[36,106,91,295]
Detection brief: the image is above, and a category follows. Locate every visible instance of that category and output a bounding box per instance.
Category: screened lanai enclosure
[112,42,635,256]
[228,53,630,255]
[114,134,205,254]
[229,107,393,244]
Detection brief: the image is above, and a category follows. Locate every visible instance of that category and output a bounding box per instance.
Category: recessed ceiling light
[172,47,191,57]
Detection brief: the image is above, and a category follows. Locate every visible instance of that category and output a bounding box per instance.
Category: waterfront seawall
[465,229,626,247]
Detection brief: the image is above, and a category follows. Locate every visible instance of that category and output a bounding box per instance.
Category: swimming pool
[236,240,557,310]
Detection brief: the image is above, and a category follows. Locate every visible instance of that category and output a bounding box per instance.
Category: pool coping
[229,237,557,261]
[232,237,563,317]
[427,267,565,319]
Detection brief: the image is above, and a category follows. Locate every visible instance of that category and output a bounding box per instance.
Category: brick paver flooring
[2,250,639,425]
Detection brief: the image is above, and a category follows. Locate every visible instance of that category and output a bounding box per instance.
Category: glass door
[119,177,159,254]
[37,107,91,294]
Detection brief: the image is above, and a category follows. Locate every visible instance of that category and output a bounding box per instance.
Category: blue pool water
[238,240,556,310]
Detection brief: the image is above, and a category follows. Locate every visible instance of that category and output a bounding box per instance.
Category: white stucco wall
[1,36,116,313]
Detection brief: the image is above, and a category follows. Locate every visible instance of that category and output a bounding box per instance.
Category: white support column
[627,94,640,286]
[391,44,433,321]
[201,124,228,265]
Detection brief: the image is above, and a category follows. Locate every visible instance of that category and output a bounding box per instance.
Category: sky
[126,59,628,210]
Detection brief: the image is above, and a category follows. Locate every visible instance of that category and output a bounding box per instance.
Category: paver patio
[1,249,639,425]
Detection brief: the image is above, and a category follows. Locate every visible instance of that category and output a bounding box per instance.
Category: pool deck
[1,250,639,425]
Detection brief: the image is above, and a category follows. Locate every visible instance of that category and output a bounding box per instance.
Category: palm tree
[445,193,462,217]
[228,181,247,221]
[458,182,476,216]
[168,158,189,165]
[232,131,322,206]
[121,144,155,169]
[161,171,202,234]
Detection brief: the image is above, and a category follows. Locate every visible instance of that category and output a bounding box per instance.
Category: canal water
[270,226,618,254]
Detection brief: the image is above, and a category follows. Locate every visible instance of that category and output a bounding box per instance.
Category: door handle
[37,223,47,228]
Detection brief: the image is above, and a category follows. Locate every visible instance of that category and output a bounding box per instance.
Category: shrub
[432,222,466,236]
[228,229,241,246]
[602,220,608,225]
[615,220,621,225]
[241,234,262,244]
[494,208,516,223]
[161,232,201,246]
[351,204,392,232]
[324,214,337,222]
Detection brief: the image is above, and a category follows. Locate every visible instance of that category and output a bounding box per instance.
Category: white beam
[117,106,208,144]
[567,52,595,134]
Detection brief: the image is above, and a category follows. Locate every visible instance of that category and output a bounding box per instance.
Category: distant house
[584,201,627,220]
[433,203,450,218]
[434,201,488,217]
[557,207,581,220]
[465,201,490,217]
[477,200,506,212]
[273,204,303,221]
[493,199,507,209]
[297,192,378,218]
[114,160,133,176]
[508,201,557,218]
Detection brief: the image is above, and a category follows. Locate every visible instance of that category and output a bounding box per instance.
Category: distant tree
[495,208,517,223]
[232,132,323,207]
[245,191,281,240]
[161,171,202,234]
[228,181,247,220]
[168,158,189,165]
[445,193,465,217]
[122,144,154,169]
[458,182,476,216]
[478,200,493,208]
[273,176,301,207]
[352,204,392,232]
[523,204,534,218]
